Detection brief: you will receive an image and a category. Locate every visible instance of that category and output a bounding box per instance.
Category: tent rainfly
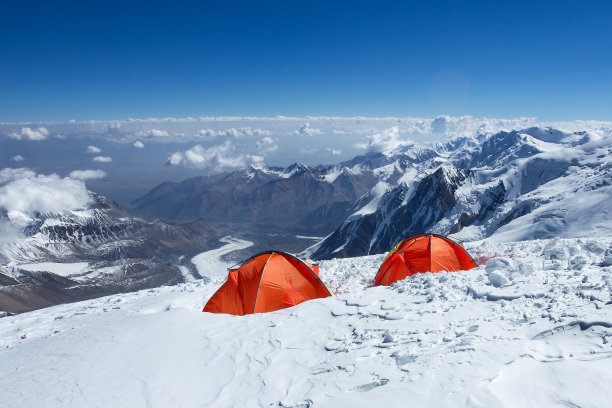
[203,251,333,315]
[375,234,477,286]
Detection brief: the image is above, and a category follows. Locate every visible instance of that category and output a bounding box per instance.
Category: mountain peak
[521,126,571,143]
[283,162,312,177]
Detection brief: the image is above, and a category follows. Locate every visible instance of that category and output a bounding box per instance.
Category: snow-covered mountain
[0,193,219,313]
[2,237,611,407]
[2,193,218,263]
[307,127,612,259]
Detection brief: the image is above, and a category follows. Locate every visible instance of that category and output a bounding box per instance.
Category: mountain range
[131,162,379,235]
[131,126,611,261]
[306,127,612,259]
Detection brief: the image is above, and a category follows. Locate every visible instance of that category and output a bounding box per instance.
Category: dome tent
[203,251,333,315]
[375,234,477,286]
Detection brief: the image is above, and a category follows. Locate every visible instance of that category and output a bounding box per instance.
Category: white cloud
[294,122,323,136]
[92,156,112,163]
[256,137,278,153]
[0,219,23,250]
[11,155,24,162]
[149,129,169,137]
[0,168,92,214]
[106,122,121,130]
[326,148,342,156]
[167,141,263,172]
[355,126,413,153]
[8,127,49,141]
[86,145,102,154]
[197,127,272,139]
[69,170,107,180]
[196,129,217,139]
[133,141,145,148]
[0,168,36,184]
[332,128,376,135]
[136,129,170,138]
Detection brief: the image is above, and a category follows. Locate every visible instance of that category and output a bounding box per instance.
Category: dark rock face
[295,201,356,235]
[131,165,379,234]
[310,167,469,259]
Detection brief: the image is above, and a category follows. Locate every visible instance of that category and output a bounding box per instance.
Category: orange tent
[374,234,477,286]
[203,251,333,315]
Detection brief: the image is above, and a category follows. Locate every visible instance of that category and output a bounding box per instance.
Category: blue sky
[1,0,611,122]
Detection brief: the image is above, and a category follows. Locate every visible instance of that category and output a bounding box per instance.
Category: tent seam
[253,252,275,314]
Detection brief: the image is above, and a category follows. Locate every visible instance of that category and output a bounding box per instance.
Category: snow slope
[1,237,611,407]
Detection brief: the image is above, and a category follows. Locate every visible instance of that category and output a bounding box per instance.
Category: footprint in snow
[466,324,479,332]
[382,331,395,343]
[381,311,404,320]
[391,351,417,366]
[345,300,372,307]
[353,378,389,392]
[276,400,313,408]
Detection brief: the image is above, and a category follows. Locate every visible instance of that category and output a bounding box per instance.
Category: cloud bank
[167,141,263,172]
[294,122,323,136]
[136,129,170,138]
[8,127,49,141]
[256,137,278,153]
[197,127,272,139]
[93,156,112,163]
[0,168,92,214]
[0,219,24,251]
[355,126,413,153]
[69,170,107,180]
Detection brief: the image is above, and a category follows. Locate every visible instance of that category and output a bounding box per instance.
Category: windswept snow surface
[191,236,253,277]
[1,238,612,407]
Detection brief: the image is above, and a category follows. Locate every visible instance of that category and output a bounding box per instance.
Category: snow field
[1,237,611,407]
